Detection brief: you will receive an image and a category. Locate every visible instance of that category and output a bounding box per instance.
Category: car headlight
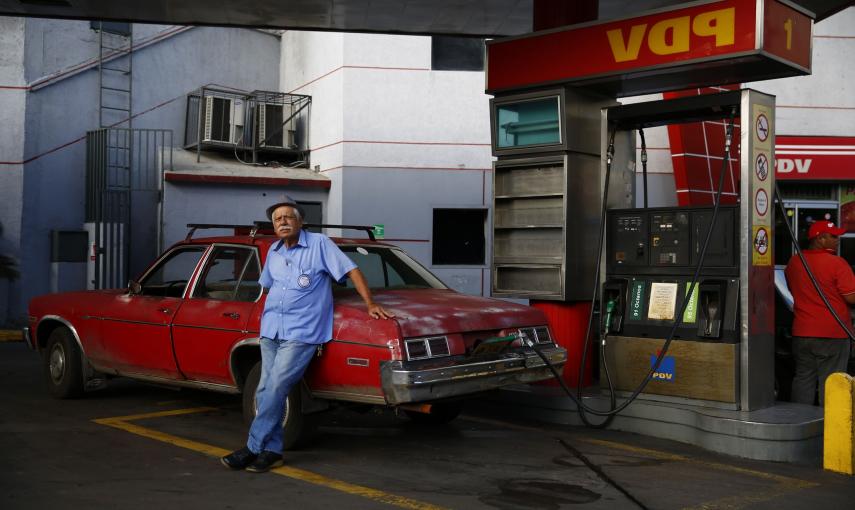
[405,336,450,360]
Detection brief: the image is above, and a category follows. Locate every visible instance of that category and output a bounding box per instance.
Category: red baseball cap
[808,220,846,239]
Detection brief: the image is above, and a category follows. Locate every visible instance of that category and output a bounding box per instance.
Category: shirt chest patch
[297,273,311,288]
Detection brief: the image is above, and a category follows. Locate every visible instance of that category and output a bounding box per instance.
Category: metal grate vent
[534,326,552,344]
[405,336,450,360]
[405,339,429,360]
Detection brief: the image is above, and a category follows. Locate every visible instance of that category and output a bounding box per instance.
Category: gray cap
[265,194,305,221]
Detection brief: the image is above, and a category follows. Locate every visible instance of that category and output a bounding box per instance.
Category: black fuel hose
[533,107,738,419]
[640,128,649,209]
[574,127,617,428]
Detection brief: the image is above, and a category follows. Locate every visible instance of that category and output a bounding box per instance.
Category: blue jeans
[247,337,318,454]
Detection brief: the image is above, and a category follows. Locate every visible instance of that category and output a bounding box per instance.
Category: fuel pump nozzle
[604,299,617,333]
[703,293,719,337]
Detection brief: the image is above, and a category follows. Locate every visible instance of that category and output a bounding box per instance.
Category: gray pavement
[2,341,854,509]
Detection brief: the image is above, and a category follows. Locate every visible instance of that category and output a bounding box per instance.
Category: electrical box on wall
[490,87,629,301]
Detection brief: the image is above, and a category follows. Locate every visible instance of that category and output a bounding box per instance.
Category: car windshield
[338,245,446,290]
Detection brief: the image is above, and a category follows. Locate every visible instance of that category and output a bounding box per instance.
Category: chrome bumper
[380,345,567,405]
[22,327,34,350]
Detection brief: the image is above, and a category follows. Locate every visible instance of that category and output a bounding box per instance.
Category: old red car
[25,224,566,448]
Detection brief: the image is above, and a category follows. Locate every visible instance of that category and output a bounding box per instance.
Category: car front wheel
[43,327,84,399]
[241,361,314,450]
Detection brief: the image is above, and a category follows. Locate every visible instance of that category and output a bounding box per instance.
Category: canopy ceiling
[2,1,851,37]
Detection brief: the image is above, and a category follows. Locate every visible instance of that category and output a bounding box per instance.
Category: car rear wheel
[43,327,84,399]
[241,361,314,450]
[404,402,462,424]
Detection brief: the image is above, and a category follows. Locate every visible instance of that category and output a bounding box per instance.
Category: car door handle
[223,312,240,319]
[158,308,171,314]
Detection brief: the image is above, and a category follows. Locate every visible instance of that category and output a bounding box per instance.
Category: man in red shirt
[785,220,855,405]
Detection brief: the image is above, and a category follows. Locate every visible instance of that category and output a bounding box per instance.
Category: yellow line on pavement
[0,330,22,342]
[93,408,446,510]
[579,437,815,486]
[578,437,818,510]
[95,416,232,458]
[93,406,219,423]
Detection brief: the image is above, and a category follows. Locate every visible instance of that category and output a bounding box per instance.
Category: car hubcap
[49,344,66,383]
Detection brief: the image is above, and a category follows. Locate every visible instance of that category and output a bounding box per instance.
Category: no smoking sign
[755,153,768,181]
[755,114,769,142]
[752,226,771,266]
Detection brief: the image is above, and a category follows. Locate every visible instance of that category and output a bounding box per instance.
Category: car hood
[335,288,546,337]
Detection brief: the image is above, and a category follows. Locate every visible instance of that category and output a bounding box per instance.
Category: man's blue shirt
[259,230,357,344]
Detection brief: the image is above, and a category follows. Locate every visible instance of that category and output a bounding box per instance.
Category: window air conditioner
[257,103,296,149]
[203,96,244,144]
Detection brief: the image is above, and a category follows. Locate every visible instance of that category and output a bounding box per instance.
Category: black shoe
[245,450,283,473]
[220,447,257,470]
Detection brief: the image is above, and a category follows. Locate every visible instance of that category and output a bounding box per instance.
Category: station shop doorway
[774,182,855,267]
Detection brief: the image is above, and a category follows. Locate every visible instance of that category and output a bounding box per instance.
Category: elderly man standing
[221,195,394,473]
[785,220,855,406]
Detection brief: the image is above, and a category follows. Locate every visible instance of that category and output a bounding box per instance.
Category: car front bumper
[380,345,567,405]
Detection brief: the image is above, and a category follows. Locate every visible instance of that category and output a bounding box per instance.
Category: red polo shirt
[785,249,855,338]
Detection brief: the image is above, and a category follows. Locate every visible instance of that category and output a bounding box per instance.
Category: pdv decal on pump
[650,353,675,382]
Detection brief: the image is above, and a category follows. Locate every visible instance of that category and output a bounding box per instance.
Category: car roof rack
[252,221,376,241]
[185,223,377,241]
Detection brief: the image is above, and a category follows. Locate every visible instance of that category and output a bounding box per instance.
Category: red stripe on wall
[164,172,331,188]
[665,85,741,206]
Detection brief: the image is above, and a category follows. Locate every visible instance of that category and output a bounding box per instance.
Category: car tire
[43,327,84,399]
[404,402,462,424]
[241,361,314,450]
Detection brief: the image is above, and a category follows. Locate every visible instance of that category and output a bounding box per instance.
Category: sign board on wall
[486,0,812,96]
[775,136,855,180]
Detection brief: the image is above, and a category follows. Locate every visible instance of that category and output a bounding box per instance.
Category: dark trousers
[791,337,850,406]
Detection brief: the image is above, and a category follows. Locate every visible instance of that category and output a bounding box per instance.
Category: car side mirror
[128,280,142,295]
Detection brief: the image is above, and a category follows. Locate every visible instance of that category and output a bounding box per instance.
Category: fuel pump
[527,89,855,425]
[593,89,776,411]
[526,89,777,419]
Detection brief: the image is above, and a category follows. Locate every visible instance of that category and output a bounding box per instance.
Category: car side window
[343,249,405,289]
[139,246,207,297]
[192,246,261,302]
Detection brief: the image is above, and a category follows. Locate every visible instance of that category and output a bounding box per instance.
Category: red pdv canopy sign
[486,0,812,96]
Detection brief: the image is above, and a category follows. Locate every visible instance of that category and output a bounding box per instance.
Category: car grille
[405,336,450,360]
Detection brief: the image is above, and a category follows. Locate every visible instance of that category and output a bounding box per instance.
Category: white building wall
[0,20,280,323]
[281,31,345,226]
[0,17,27,325]
[281,31,494,296]
[746,8,855,137]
